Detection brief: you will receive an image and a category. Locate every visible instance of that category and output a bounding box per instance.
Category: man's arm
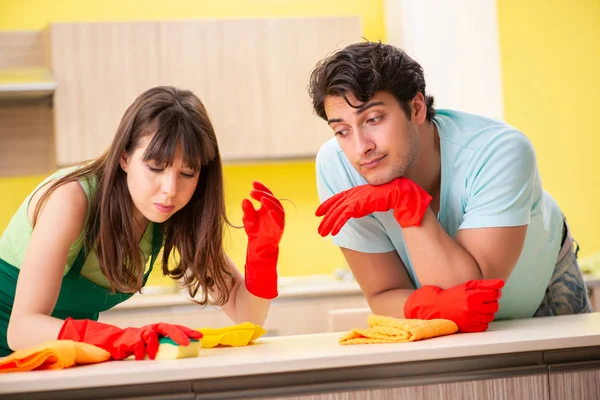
[341,247,415,318]
[403,209,527,289]
[404,131,536,289]
[340,246,504,333]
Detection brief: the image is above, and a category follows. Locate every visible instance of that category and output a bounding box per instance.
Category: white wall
[383,0,504,120]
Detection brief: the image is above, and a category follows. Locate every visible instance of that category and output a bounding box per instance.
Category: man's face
[324,91,419,185]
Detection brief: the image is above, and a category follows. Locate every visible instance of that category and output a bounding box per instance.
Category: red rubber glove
[315,177,432,237]
[404,279,505,333]
[242,181,285,299]
[57,318,203,360]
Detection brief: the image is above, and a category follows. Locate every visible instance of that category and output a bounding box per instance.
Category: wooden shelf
[0,67,55,100]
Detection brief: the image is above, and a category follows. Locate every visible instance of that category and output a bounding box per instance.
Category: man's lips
[360,155,385,168]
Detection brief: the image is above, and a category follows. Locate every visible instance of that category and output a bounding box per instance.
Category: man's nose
[354,130,375,156]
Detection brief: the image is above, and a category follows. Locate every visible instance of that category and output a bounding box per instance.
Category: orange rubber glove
[242,181,285,299]
[57,318,203,360]
[315,177,432,237]
[404,279,505,333]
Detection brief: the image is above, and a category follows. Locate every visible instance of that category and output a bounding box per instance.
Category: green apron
[0,224,163,356]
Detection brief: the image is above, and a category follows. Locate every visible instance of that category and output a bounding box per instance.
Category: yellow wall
[0,162,347,281]
[496,0,600,258]
[220,161,346,277]
[0,0,384,41]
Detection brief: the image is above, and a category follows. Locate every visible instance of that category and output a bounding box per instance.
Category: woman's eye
[181,172,197,178]
[147,165,163,173]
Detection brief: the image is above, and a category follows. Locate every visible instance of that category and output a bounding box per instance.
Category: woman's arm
[205,181,283,327]
[7,181,88,350]
[209,256,271,326]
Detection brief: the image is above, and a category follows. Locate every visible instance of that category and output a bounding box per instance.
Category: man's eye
[367,115,382,124]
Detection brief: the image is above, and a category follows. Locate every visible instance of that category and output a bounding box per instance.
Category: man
[309,41,592,333]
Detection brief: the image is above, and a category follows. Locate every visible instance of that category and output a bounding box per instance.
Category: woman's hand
[242,182,285,299]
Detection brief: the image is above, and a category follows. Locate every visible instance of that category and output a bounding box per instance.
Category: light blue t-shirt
[316,109,564,320]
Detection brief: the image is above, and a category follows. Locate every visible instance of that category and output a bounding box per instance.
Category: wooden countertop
[1,313,599,396]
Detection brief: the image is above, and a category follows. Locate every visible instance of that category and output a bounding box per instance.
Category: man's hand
[404,279,505,332]
[315,177,432,236]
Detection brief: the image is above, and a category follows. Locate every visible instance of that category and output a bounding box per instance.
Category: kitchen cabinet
[46,22,163,166]
[45,17,360,166]
[251,373,550,400]
[99,291,368,336]
[0,31,55,177]
[548,362,600,400]
[0,95,55,176]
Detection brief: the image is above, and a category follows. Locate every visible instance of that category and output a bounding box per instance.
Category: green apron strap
[143,223,164,282]
[69,222,164,278]
[68,229,96,275]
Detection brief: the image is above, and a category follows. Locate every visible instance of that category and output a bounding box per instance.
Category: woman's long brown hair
[33,86,233,305]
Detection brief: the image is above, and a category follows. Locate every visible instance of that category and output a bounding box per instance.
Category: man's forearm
[403,209,482,288]
[368,288,415,318]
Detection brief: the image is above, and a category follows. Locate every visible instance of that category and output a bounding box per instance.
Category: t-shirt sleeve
[460,130,537,229]
[315,140,395,253]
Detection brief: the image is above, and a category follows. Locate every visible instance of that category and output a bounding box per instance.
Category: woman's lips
[154,203,175,213]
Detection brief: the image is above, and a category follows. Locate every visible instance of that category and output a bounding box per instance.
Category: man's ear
[119,151,129,173]
[412,92,427,124]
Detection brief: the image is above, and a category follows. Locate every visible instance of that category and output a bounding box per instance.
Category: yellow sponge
[153,337,200,360]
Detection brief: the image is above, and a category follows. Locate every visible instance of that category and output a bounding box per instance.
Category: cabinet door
[48,22,163,166]
[260,17,360,158]
[249,373,550,400]
[47,18,360,165]
[263,296,368,336]
[158,19,270,160]
[98,309,175,327]
[549,363,600,400]
[158,17,360,160]
[0,102,54,176]
[169,305,235,329]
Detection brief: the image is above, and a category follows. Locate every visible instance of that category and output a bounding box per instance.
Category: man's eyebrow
[356,101,385,115]
[327,101,385,125]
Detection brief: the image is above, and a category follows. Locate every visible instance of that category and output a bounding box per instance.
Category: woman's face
[119,135,200,225]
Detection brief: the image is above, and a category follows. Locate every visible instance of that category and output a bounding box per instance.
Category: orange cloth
[339,315,459,345]
[0,340,111,372]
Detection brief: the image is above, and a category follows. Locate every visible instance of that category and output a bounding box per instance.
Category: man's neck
[406,120,442,210]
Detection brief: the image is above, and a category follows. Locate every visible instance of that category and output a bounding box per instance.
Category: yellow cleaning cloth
[197,322,266,348]
[0,340,111,372]
[339,315,459,345]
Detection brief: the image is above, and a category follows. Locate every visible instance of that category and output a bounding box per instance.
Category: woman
[0,86,285,360]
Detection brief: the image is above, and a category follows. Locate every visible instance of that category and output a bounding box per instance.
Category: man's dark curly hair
[308,41,436,122]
